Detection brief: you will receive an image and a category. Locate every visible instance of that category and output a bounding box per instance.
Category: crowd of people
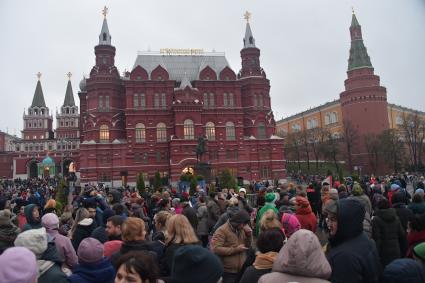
[1,174,425,283]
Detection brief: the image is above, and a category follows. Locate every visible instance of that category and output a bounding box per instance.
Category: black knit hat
[164,245,223,283]
[230,210,250,225]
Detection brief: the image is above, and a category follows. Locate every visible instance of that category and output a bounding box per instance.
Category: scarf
[253,251,278,269]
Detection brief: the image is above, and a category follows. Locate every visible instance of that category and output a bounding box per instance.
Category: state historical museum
[75,12,284,185]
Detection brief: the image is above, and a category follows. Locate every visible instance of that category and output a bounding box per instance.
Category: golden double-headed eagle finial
[36,72,42,80]
[102,6,108,18]
[244,11,251,23]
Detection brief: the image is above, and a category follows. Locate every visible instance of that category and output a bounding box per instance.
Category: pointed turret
[351,12,360,27]
[239,11,263,78]
[340,10,389,172]
[243,22,256,49]
[98,6,111,45]
[348,10,372,71]
[63,72,75,106]
[31,72,47,108]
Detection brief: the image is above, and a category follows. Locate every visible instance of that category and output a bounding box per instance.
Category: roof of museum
[133,51,231,82]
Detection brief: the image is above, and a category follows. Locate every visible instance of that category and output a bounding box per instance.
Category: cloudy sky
[1,0,424,135]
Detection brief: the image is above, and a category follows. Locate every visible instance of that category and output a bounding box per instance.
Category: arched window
[140,93,146,109]
[331,112,338,123]
[209,93,215,107]
[135,123,146,143]
[206,122,215,141]
[325,113,330,125]
[229,93,234,107]
[134,94,139,109]
[257,122,266,139]
[291,123,301,132]
[223,93,228,107]
[103,33,107,41]
[154,93,160,109]
[99,125,109,143]
[156,123,167,142]
[258,94,263,108]
[203,93,209,108]
[161,93,166,109]
[225,121,236,141]
[184,119,195,140]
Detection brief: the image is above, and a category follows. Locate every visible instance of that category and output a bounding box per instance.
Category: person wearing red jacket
[295,196,317,233]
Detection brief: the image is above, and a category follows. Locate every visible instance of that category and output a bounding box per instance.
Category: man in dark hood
[107,189,122,206]
[22,204,42,231]
[326,198,381,283]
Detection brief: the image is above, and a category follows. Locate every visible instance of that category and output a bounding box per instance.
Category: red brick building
[11,73,80,179]
[0,131,17,178]
[339,13,389,170]
[78,14,285,186]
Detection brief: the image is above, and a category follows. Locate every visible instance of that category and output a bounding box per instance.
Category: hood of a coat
[226,206,240,216]
[78,218,94,226]
[329,198,365,246]
[71,258,115,283]
[120,240,152,254]
[272,229,331,279]
[41,242,64,264]
[382,258,425,283]
[108,190,122,204]
[24,204,39,225]
[375,208,397,222]
[296,205,312,215]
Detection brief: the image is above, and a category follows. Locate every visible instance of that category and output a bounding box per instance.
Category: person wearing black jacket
[110,217,161,268]
[326,198,381,283]
[391,192,414,231]
[372,198,407,267]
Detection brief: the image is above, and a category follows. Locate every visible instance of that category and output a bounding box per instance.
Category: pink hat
[78,237,104,264]
[104,240,123,258]
[41,213,59,233]
[281,213,301,238]
[0,247,38,283]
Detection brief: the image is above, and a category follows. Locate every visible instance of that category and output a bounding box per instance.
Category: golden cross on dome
[244,11,251,23]
[67,72,72,80]
[102,6,108,18]
[36,72,42,80]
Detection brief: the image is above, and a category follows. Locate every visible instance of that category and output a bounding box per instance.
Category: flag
[322,176,332,187]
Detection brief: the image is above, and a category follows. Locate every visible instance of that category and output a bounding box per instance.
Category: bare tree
[364,134,380,174]
[379,129,404,173]
[342,120,358,172]
[401,113,425,171]
[284,131,302,171]
[320,129,341,173]
[301,130,311,170]
[308,127,326,170]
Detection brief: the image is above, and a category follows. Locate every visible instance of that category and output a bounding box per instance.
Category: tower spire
[31,72,47,108]
[243,11,256,49]
[351,8,360,27]
[348,11,372,71]
[99,6,112,45]
[63,72,75,106]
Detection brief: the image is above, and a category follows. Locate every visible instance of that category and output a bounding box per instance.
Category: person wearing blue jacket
[69,237,115,283]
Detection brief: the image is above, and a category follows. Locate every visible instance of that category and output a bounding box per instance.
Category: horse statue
[195,136,206,162]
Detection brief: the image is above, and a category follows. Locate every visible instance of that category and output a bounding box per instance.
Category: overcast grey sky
[1,0,424,136]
